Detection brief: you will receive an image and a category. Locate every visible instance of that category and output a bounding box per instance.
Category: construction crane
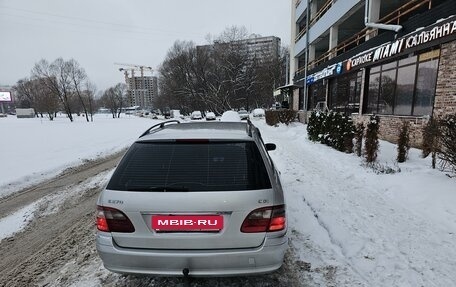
[114,63,154,79]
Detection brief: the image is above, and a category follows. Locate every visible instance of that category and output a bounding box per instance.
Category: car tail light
[96,205,135,233]
[241,205,286,233]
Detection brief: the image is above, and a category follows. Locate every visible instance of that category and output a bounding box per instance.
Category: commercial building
[291,0,456,145]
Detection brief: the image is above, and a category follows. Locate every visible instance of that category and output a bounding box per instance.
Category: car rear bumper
[96,231,287,276]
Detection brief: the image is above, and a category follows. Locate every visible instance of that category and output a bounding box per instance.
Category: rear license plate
[152,215,224,231]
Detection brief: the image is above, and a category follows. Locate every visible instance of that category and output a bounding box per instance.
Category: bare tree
[216,26,249,43]
[13,78,36,110]
[101,83,127,118]
[34,78,60,119]
[68,59,90,121]
[101,88,118,118]
[156,26,285,114]
[113,83,127,118]
[14,77,59,120]
[85,81,97,122]
[32,58,75,121]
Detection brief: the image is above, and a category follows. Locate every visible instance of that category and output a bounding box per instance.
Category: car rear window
[107,141,272,191]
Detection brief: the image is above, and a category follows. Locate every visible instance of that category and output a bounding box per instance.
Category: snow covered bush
[354,123,365,157]
[421,117,441,169]
[307,111,354,153]
[265,110,297,126]
[278,110,298,125]
[265,110,279,126]
[397,121,411,163]
[439,114,456,174]
[342,116,355,153]
[364,115,380,163]
[307,111,326,141]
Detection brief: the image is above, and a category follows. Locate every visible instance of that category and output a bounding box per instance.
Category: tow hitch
[182,268,191,287]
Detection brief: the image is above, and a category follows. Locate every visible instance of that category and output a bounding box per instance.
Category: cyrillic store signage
[307,15,456,84]
[345,16,456,71]
[306,62,342,85]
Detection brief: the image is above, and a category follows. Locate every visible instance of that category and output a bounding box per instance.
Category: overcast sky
[0,0,291,91]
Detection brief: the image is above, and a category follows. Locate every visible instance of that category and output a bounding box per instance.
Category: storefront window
[395,64,416,115]
[328,71,362,115]
[414,58,438,116]
[364,50,439,116]
[367,73,380,114]
[379,69,396,114]
[307,80,326,111]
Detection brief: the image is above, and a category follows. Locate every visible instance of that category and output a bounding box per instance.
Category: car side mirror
[265,143,276,151]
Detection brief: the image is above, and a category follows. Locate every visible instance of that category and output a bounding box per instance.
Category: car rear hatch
[100,140,280,250]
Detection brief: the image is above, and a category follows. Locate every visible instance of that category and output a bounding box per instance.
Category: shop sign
[419,49,440,61]
[405,20,456,49]
[345,16,456,71]
[306,62,343,85]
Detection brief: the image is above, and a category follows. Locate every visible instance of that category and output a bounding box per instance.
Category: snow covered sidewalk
[256,121,456,287]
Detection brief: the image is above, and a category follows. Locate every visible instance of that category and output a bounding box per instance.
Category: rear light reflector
[241,205,286,233]
[96,205,135,233]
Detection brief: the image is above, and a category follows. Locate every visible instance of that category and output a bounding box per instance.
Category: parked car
[252,108,266,118]
[190,110,202,120]
[163,107,171,119]
[96,120,287,276]
[220,110,241,122]
[238,109,249,120]
[205,111,216,121]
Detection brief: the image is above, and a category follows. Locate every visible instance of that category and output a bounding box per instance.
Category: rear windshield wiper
[125,186,189,192]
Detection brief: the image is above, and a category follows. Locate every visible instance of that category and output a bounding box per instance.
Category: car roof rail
[246,119,255,137]
[139,120,180,138]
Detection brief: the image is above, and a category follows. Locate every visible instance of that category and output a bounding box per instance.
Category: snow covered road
[1,116,455,286]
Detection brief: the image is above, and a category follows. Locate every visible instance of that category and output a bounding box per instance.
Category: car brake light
[96,205,135,233]
[175,139,209,143]
[241,205,286,233]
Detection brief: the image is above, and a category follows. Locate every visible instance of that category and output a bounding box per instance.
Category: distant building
[290,0,456,145]
[125,75,158,109]
[242,36,281,62]
[0,85,14,114]
[198,35,281,63]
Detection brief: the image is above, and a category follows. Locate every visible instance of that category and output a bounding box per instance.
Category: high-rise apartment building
[291,0,456,145]
[198,36,281,63]
[126,75,158,109]
[242,36,281,62]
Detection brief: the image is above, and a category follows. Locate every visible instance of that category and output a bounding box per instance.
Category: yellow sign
[419,49,440,62]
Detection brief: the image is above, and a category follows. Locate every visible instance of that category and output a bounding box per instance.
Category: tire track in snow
[0,150,124,220]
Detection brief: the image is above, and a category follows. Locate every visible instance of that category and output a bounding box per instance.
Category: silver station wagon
[96,120,287,277]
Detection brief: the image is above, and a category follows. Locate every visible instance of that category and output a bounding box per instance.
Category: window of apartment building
[307,80,326,111]
[328,71,362,115]
[365,49,440,116]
